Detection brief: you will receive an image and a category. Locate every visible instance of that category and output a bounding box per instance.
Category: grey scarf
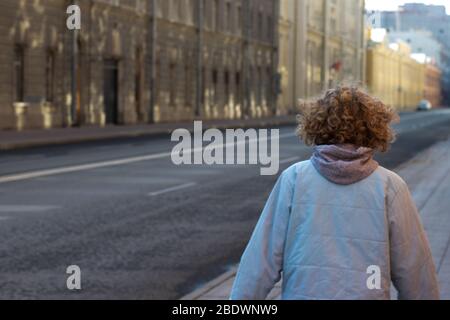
[311,144,379,185]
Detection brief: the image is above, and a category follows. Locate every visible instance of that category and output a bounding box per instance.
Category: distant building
[375,3,450,106]
[424,63,442,108]
[277,0,365,114]
[0,0,279,131]
[366,32,426,110]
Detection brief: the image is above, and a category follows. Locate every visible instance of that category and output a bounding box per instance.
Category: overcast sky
[365,0,450,14]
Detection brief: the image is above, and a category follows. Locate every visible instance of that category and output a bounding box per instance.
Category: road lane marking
[0,152,172,184]
[148,182,197,196]
[279,156,300,164]
[0,132,297,184]
[4,111,449,185]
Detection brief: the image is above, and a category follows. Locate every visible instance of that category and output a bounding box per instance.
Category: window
[161,0,169,18]
[330,18,337,35]
[249,65,254,98]
[169,62,177,106]
[178,0,184,22]
[235,71,241,104]
[236,5,242,33]
[14,45,25,102]
[155,58,161,104]
[171,0,179,20]
[135,47,142,115]
[266,67,271,104]
[45,50,55,102]
[185,63,191,107]
[212,69,218,104]
[214,0,220,31]
[267,15,272,41]
[189,0,195,24]
[224,70,230,104]
[257,66,262,104]
[258,10,263,39]
[225,2,231,32]
[201,67,206,105]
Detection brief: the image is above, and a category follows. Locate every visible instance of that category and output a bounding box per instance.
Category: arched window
[257,66,262,105]
[14,45,25,102]
[171,0,179,21]
[266,66,271,105]
[224,70,230,104]
[235,71,241,105]
[155,58,161,105]
[225,1,231,32]
[185,61,191,107]
[161,0,169,18]
[212,68,218,104]
[45,49,55,102]
[257,10,263,39]
[201,66,206,106]
[135,47,142,118]
[213,0,220,31]
[169,62,177,107]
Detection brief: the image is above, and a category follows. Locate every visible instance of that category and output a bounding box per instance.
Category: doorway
[103,59,119,124]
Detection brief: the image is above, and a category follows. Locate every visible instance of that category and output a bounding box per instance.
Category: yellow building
[425,63,442,108]
[366,34,425,110]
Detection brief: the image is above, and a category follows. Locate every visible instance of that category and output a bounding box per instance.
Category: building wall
[277,0,366,114]
[0,0,279,131]
[277,0,296,115]
[0,0,69,130]
[377,4,450,106]
[366,41,425,110]
[77,0,150,126]
[425,64,442,107]
[306,0,326,97]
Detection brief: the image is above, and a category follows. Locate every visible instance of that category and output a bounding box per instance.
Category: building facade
[366,38,425,110]
[374,3,450,106]
[277,0,366,114]
[0,0,279,131]
[425,63,442,108]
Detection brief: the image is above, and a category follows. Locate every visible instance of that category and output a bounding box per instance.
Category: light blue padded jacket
[230,160,440,300]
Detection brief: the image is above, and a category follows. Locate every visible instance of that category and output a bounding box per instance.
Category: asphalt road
[1,109,450,299]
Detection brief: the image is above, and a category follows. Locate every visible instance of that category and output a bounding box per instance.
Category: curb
[0,117,297,151]
[180,266,238,300]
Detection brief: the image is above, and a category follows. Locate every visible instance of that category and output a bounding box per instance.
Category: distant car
[417,100,432,111]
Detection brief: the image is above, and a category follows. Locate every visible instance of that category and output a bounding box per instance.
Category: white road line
[0,152,172,184]
[148,182,197,196]
[0,132,297,184]
[279,156,300,164]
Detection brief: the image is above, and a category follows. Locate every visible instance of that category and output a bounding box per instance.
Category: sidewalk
[181,137,450,300]
[0,116,296,151]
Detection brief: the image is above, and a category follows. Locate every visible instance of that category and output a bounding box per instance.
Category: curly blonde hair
[296,86,399,152]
